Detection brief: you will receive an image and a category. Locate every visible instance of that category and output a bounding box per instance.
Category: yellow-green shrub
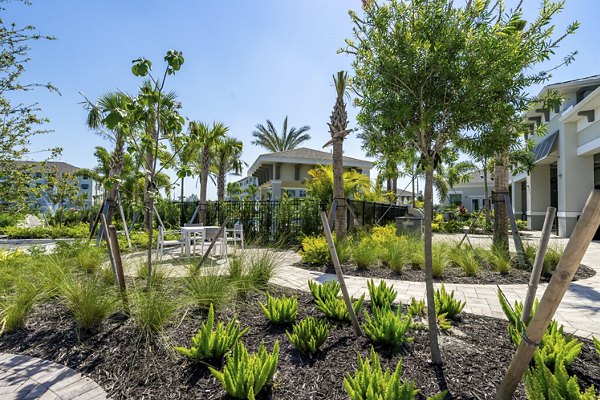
[299,235,330,265]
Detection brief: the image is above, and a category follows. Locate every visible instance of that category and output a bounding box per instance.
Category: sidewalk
[271,233,600,339]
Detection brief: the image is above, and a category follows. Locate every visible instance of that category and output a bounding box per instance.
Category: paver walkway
[0,354,107,400]
[271,232,600,339]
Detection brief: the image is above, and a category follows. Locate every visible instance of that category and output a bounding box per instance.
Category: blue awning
[533,130,559,162]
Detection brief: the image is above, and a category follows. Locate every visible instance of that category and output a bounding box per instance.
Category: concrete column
[512,180,523,219]
[557,122,594,237]
[527,164,551,230]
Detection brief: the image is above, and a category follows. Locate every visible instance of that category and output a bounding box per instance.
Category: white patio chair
[199,226,228,258]
[157,225,184,260]
[226,223,244,250]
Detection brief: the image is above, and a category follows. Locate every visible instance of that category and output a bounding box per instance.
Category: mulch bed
[1,285,598,400]
[295,262,596,285]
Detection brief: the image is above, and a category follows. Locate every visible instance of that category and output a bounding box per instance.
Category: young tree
[345,0,577,366]
[36,167,86,228]
[188,121,228,222]
[325,71,352,238]
[212,136,245,201]
[251,116,311,152]
[0,1,61,211]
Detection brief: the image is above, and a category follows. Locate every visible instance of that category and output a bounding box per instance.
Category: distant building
[396,188,415,205]
[15,161,99,211]
[246,147,373,200]
[444,171,492,213]
[235,176,259,200]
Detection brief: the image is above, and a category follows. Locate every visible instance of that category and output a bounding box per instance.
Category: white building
[445,171,493,213]
[511,74,600,237]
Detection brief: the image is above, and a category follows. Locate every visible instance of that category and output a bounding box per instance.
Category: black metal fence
[154,198,408,243]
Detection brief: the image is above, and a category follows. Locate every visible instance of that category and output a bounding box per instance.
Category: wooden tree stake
[320,211,363,336]
[495,190,600,400]
[194,217,229,273]
[521,206,556,323]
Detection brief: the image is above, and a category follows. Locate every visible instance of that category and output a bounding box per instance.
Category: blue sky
[5,0,600,200]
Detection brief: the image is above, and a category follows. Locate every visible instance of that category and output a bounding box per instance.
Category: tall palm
[326,71,352,238]
[188,121,228,223]
[251,116,311,152]
[244,184,258,200]
[84,91,132,225]
[211,136,245,201]
[226,181,242,200]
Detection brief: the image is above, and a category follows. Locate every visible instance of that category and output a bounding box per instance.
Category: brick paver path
[0,354,107,400]
[271,233,600,339]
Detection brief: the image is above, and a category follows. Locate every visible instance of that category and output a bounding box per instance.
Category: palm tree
[212,136,245,201]
[326,71,352,238]
[244,184,258,200]
[83,91,132,225]
[188,121,228,223]
[251,116,311,152]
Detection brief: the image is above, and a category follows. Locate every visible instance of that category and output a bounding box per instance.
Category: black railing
[154,198,408,243]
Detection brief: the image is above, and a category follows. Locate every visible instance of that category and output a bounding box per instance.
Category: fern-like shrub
[594,336,600,356]
[176,304,248,362]
[286,316,329,355]
[525,352,597,400]
[259,293,298,324]
[363,306,413,349]
[344,347,419,400]
[367,279,397,310]
[434,284,465,320]
[407,297,425,318]
[309,280,364,322]
[437,313,452,331]
[209,340,279,400]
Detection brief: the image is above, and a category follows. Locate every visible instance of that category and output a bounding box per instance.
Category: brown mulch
[295,262,596,285]
[1,286,598,400]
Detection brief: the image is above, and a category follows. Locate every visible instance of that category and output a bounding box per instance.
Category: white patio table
[180,225,219,256]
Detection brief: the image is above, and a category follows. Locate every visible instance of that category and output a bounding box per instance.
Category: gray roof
[247,147,373,176]
[14,161,81,174]
[545,74,600,90]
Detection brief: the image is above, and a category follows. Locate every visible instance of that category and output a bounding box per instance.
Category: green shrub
[75,245,104,274]
[367,279,397,310]
[286,316,329,355]
[594,336,600,356]
[362,306,413,349]
[381,238,406,272]
[449,247,479,276]
[175,303,249,362]
[543,247,563,275]
[299,235,330,265]
[437,313,452,331]
[516,219,528,231]
[246,250,278,290]
[209,340,279,400]
[0,212,18,228]
[498,289,581,371]
[2,224,89,239]
[0,281,39,333]
[488,246,512,274]
[186,273,233,310]
[404,236,424,267]
[259,293,298,324]
[525,352,597,400]
[344,347,419,400]
[407,297,425,318]
[130,288,178,335]
[431,243,450,278]
[308,279,340,302]
[60,276,117,330]
[523,244,537,269]
[370,224,397,246]
[136,263,167,286]
[309,280,364,322]
[434,284,465,320]
[353,238,379,269]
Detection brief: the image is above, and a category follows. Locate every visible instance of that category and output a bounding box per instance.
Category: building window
[81,184,89,190]
[285,189,296,198]
[298,190,306,198]
[82,176,89,180]
[448,193,462,206]
[295,165,301,181]
[34,172,43,179]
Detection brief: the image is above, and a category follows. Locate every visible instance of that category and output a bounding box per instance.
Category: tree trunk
[483,159,490,227]
[411,172,416,207]
[105,136,124,227]
[143,149,153,230]
[333,138,346,238]
[180,176,185,226]
[199,155,210,224]
[217,165,226,202]
[493,154,510,254]
[424,165,443,365]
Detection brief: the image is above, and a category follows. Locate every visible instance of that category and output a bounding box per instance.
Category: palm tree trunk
[217,165,226,202]
[424,165,443,365]
[493,154,510,254]
[333,138,346,238]
[199,155,210,224]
